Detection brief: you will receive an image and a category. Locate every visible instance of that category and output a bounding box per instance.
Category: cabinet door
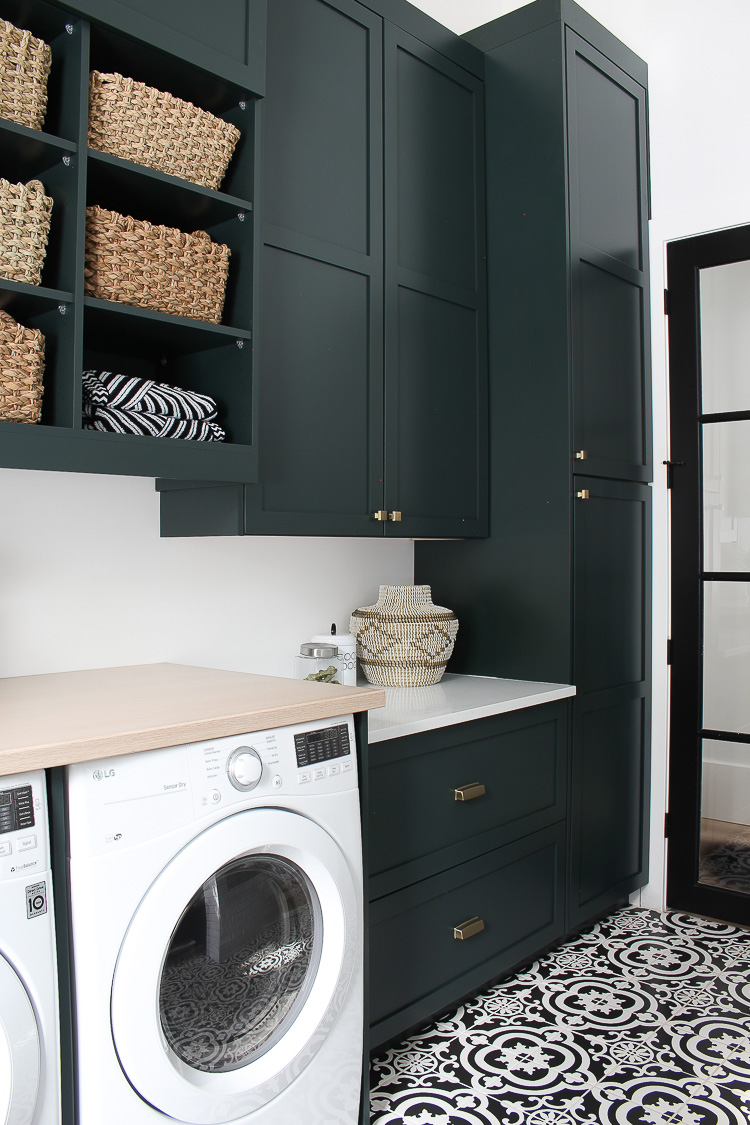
[383,26,488,538]
[567,31,651,483]
[245,0,385,536]
[569,478,651,927]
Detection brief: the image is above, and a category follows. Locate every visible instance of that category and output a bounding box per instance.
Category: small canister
[311,625,357,686]
[295,642,343,684]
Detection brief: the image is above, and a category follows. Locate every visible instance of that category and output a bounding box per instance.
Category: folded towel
[82,370,219,422]
[83,404,225,442]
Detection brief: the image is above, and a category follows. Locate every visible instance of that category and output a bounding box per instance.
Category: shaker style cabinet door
[568,478,651,928]
[382,26,488,538]
[245,0,385,536]
[567,31,651,483]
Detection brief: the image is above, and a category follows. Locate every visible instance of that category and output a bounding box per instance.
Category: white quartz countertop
[366,673,575,743]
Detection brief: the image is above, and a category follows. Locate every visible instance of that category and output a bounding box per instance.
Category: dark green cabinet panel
[573,479,649,695]
[262,0,372,255]
[369,823,566,1047]
[249,244,379,532]
[568,30,651,482]
[369,703,567,896]
[418,0,652,931]
[569,686,650,927]
[383,24,487,538]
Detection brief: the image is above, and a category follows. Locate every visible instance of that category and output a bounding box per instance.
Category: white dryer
[65,715,363,1125]
[0,770,60,1125]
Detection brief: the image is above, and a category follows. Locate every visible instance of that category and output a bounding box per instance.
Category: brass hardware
[455,782,486,802]
[576,489,590,500]
[453,916,485,940]
[389,510,402,522]
[373,510,388,521]
[575,449,588,460]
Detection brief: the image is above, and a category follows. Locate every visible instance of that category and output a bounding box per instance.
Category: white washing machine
[65,715,363,1125]
[0,770,60,1125]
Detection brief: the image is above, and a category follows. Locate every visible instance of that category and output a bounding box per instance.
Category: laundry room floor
[370,906,750,1124]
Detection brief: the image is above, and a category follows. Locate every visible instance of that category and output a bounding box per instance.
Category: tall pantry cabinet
[416,0,652,930]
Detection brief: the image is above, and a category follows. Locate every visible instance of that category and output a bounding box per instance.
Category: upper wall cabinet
[0,0,264,481]
[159,0,488,539]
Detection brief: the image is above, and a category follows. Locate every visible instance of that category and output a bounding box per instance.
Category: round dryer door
[0,952,41,1125]
[110,808,359,1124]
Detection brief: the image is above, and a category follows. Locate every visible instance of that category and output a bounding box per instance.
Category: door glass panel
[159,854,320,1074]
[703,421,750,571]
[700,738,750,891]
[703,582,750,733]
[700,259,750,414]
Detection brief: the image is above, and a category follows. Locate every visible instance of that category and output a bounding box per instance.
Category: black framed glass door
[667,225,750,924]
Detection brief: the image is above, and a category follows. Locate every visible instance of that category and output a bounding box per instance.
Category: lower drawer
[369,821,566,1048]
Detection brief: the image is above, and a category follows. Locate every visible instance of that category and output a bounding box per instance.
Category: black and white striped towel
[82,370,219,421]
[83,404,226,442]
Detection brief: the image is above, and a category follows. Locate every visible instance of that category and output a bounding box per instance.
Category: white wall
[0,468,413,679]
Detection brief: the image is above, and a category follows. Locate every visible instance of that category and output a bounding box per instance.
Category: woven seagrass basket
[88,71,241,191]
[84,206,231,324]
[350,584,459,687]
[0,18,51,131]
[0,310,45,423]
[0,178,53,286]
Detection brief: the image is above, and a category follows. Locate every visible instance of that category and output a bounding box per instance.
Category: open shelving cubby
[0,0,262,480]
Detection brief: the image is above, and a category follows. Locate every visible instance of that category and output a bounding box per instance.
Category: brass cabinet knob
[454,782,486,802]
[389,510,402,522]
[575,449,588,460]
[454,916,485,940]
[576,489,590,500]
[373,510,388,521]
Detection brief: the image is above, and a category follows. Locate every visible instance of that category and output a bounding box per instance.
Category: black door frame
[666,224,750,924]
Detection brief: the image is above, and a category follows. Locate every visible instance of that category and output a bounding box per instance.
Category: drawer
[369,822,566,1047]
[368,701,568,896]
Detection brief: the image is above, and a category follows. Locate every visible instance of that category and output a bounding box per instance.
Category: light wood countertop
[0,663,385,776]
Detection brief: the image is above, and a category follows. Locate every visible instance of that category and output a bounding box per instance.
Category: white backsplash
[0,468,413,680]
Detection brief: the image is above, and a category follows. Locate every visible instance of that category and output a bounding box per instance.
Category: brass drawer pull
[575,449,588,460]
[576,489,590,500]
[373,510,388,521]
[389,510,402,522]
[454,916,485,940]
[454,782,486,802]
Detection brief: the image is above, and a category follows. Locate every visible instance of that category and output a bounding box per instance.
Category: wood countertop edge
[0,666,385,776]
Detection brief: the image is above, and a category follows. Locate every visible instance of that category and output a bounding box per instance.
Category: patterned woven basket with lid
[84,206,230,324]
[350,584,459,687]
[0,178,53,286]
[88,71,241,191]
[0,310,45,423]
[0,18,51,131]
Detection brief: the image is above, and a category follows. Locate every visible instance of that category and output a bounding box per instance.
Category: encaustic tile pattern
[370,907,750,1125]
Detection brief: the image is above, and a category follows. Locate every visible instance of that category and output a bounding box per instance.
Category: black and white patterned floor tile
[370,907,750,1125]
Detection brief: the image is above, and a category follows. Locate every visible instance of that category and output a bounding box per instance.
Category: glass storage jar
[295,643,343,684]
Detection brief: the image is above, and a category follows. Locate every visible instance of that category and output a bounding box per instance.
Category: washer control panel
[0,770,48,880]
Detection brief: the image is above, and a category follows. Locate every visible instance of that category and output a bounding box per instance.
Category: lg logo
[93,768,115,780]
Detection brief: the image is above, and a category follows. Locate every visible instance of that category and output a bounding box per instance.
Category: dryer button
[210,790,222,804]
[271,775,283,789]
[0,841,11,857]
[18,835,37,852]
[313,767,326,781]
[298,771,311,784]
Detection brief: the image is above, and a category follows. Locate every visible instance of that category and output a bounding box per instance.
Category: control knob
[226,746,263,792]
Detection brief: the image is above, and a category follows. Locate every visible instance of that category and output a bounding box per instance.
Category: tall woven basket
[350,584,459,687]
[88,71,240,191]
[0,178,53,286]
[0,310,45,423]
[0,18,51,130]
[84,206,231,324]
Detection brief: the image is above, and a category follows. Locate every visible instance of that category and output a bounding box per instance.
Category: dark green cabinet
[158,0,488,539]
[1,0,263,481]
[416,0,651,930]
[367,702,568,1049]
